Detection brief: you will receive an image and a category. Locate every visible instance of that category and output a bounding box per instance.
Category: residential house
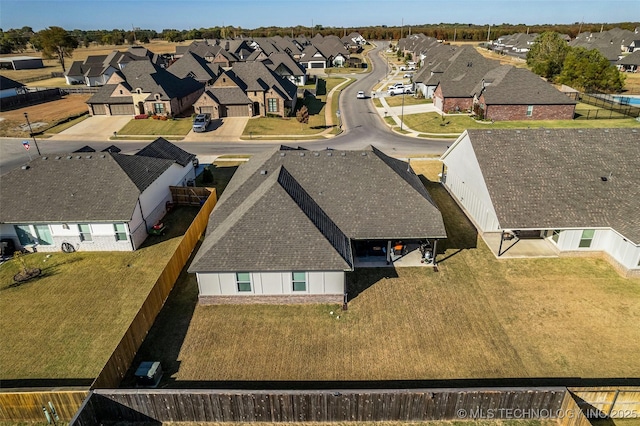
[188,146,447,304]
[412,43,461,99]
[0,138,197,252]
[341,32,366,52]
[193,61,297,118]
[262,52,307,86]
[472,65,576,121]
[570,28,637,63]
[432,46,500,112]
[440,128,640,277]
[299,44,330,69]
[617,50,640,72]
[65,47,166,86]
[167,51,222,84]
[86,61,204,116]
[0,75,26,99]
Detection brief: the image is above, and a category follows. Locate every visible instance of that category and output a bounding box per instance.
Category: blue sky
[0,0,635,31]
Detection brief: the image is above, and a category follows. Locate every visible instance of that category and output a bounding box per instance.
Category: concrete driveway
[48,116,132,141]
[183,117,248,142]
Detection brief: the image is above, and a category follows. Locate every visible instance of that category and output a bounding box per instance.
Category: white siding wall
[555,228,640,270]
[197,271,345,296]
[1,222,133,252]
[139,162,195,229]
[442,133,500,232]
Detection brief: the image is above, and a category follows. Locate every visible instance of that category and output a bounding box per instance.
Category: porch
[483,231,560,259]
[353,240,437,268]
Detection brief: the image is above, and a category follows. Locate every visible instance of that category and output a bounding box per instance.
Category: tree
[32,26,78,72]
[296,105,309,130]
[558,47,625,93]
[526,32,569,81]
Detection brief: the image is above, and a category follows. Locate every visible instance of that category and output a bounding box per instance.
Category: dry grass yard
[0,206,199,384]
[0,40,185,82]
[127,160,640,386]
[0,94,90,137]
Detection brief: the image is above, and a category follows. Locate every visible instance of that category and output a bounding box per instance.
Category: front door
[138,102,145,115]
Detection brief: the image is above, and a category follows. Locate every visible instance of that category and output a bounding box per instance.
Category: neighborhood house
[0,138,197,252]
[188,146,447,305]
[441,128,640,277]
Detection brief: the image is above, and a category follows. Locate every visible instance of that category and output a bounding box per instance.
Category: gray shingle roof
[438,46,500,98]
[86,84,133,104]
[475,65,577,105]
[206,87,251,105]
[0,75,25,90]
[167,51,218,82]
[0,153,174,223]
[121,61,203,101]
[189,146,447,272]
[135,137,195,167]
[461,128,640,243]
[617,50,640,65]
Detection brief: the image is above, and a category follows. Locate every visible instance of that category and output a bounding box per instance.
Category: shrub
[134,114,148,120]
[201,167,213,184]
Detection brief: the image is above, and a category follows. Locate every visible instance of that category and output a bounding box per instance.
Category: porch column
[386,240,392,265]
[432,239,438,265]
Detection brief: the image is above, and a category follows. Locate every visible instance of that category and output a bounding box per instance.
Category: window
[551,230,561,244]
[14,225,35,246]
[153,103,165,114]
[579,229,595,248]
[114,223,127,241]
[292,272,307,292]
[79,224,92,242]
[526,105,534,116]
[267,98,278,113]
[34,225,53,245]
[236,272,252,292]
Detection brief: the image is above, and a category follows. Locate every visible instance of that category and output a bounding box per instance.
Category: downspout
[432,239,439,268]
[137,196,148,235]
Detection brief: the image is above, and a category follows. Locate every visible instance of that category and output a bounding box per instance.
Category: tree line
[2,22,638,55]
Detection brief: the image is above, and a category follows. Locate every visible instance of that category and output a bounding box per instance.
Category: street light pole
[400,90,405,131]
[23,112,41,156]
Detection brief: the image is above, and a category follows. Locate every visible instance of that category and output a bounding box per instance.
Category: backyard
[0,206,200,385]
[123,159,640,386]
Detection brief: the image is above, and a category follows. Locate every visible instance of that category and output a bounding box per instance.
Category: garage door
[199,106,214,114]
[226,105,249,117]
[110,104,135,115]
[92,104,106,115]
[310,62,325,69]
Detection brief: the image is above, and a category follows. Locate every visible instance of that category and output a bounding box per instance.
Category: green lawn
[117,117,193,136]
[0,206,200,383]
[42,114,89,134]
[243,77,348,136]
[385,95,432,107]
[128,159,640,384]
[403,112,640,134]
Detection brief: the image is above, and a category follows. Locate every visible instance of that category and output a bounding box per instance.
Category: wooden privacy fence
[170,186,213,206]
[91,189,217,389]
[0,390,88,422]
[558,389,592,426]
[71,387,567,424]
[569,387,640,419]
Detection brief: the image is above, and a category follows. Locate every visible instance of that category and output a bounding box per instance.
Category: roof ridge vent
[42,156,48,160]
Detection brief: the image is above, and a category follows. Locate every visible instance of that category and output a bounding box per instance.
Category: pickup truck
[387,85,414,96]
[192,113,211,132]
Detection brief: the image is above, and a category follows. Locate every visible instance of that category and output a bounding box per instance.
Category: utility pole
[487,24,491,42]
[401,17,404,39]
[23,112,41,156]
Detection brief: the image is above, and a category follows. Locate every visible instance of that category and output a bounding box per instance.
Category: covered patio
[482,231,559,259]
[353,239,438,268]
